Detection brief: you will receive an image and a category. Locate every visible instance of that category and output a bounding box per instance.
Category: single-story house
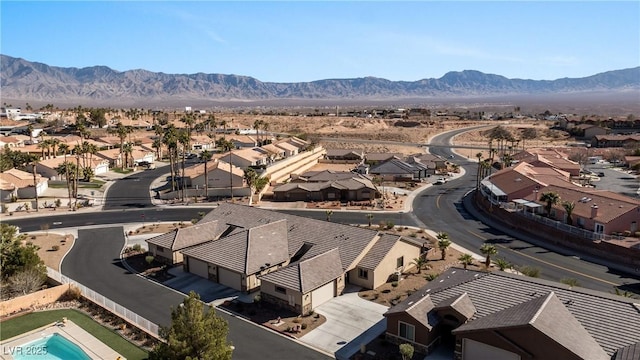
[146,221,221,264]
[173,203,424,315]
[182,160,245,189]
[384,268,640,359]
[227,148,269,169]
[274,140,299,157]
[325,149,365,162]
[365,153,403,165]
[227,135,258,149]
[36,156,109,180]
[0,168,48,199]
[0,178,17,201]
[273,175,378,202]
[592,134,640,148]
[370,158,430,180]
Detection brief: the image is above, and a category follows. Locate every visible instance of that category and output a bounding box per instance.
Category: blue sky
[2,1,638,82]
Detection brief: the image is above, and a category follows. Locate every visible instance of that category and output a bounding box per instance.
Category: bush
[518,266,540,278]
[63,286,82,300]
[132,244,142,252]
[391,281,398,287]
[301,323,307,330]
[145,255,155,266]
[424,273,438,281]
[51,245,60,251]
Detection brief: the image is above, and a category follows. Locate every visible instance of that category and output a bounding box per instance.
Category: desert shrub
[145,255,155,266]
[132,244,142,252]
[63,286,82,300]
[382,289,391,294]
[424,273,438,281]
[391,281,398,287]
[293,318,301,324]
[518,266,540,278]
[51,245,60,251]
[301,323,307,330]
[386,221,395,229]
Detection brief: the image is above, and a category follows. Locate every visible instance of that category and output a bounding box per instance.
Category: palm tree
[200,150,213,200]
[539,191,560,217]
[366,213,374,227]
[411,257,428,274]
[436,232,451,260]
[458,254,474,269]
[494,258,512,271]
[49,138,61,157]
[32,160,39,212]
[475,152,483,190]
[480,243,498,268]
[58,143,71,205]
[219,120,227,139]
[243,168,259,206]
[253,119,264,145]
[562,201,575,225]
[217,138,234,200]
[122,143,133,169]
[163,124,179,190]
[325,210,333,222]
[177,130,190,201]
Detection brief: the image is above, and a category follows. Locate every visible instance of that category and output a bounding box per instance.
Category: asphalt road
[103,165,170,209]
[62,227,330,360]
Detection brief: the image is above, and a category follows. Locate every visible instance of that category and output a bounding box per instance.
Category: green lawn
[0,309,149,360]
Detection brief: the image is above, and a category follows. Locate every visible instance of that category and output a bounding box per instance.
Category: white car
[435,178,447,185]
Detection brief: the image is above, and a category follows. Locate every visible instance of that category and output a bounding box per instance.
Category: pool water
[12,333,91,360]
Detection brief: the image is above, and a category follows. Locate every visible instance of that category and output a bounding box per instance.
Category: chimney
[591,204,598,219]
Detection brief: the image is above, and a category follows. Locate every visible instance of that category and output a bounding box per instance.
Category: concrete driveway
[301,287,389,358]
[163,267,251,305]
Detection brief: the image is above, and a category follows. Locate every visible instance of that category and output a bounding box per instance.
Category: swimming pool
[11,333,91,360]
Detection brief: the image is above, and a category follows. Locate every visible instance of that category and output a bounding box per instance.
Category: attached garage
[219,267,242,291]
[462,339,521,360]
[187,257,209,279]
[311,281,335,308]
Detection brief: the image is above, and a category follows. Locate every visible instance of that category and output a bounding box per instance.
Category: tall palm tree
[163,124,178,191]
[111,123,132,167]
[243,168,259,206]
[436,232,451,260]
[253,119,264,145]
[58,143,72,205]
[219,120,227,139]
[177,129,190,201]
[562,201,575,225]
[122,143,133,169]
[217,138,235,200]
[49,138,61,157]
[200,150,213,200]
[458,254,474,269]
[539,191,560,217]
[32,160,39,212]
[480,243,498,268]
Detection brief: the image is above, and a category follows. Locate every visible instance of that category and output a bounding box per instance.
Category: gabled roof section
[181,219,289,275]
[260,248,343,293]
[434,292,476,321]
[385,293,437,330]
[453,292,609,360]
[245,219,289,274]
[392,268,640,356]
[199,203,379,270]
[615,341,640,360]
[146,221,220,251]
[357,234,401,271]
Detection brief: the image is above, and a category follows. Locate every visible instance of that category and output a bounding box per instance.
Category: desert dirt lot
[23,232,75,271]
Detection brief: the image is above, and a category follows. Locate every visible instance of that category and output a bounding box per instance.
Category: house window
[398,322,415,342]
[275,286,287,294]
[577,217,585,227]
[397,256,404,268]
[358,268,368,280]
[156,247,164,253]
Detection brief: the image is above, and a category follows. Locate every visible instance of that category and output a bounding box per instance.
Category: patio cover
[513,199,543,208]
[481,180,507,197]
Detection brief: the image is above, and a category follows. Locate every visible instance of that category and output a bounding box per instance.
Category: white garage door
[219,268,242,291]
[188,257,209,279]
[311,281,335,308]
[463,339,521,360]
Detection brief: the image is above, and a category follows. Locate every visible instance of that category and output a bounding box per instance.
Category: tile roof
[326,149,364,158]
[260,248,344,293]
[453,291,609,360]
[542,184,640,224]
[182,160,244,178]
[181,219,290,275]
[357,234,401,270]
[388,268,640,356]
[273,177,376,193]
[615,342,640,360]
[199,203,379,270]
[365,153,403,162]
[0,168,45,188]
[434,292,476,321]
[146,221,221,251]
[370,158,425,175]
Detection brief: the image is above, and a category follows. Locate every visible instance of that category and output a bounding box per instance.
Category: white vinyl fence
[47,267,160,337]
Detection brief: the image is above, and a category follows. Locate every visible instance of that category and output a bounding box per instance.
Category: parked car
[598,172,605,177]
[435,178,447,185]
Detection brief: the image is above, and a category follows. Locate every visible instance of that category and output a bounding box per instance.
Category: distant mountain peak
[1,54,638,107]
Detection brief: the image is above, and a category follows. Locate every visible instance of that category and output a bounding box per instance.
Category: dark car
[598,172,605,177]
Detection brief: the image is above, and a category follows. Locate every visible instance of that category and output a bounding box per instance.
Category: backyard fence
[47,267,160,338]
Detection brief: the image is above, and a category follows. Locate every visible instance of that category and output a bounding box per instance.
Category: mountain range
[1,54,639,107]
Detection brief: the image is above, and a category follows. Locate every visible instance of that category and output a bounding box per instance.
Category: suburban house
[166,203,424,315]
[260,143,286,161]
[365,153,403,165]
[0,168,48,199]
[273,171,379,202]
[370,158,430,181]
[227,135,258,149]
[189,135,216,151]
[146,221,222,264]
[592,134,640,148]
[574,123,609,139]
[226,148,269,169]
[181,160,245,189]
[36,156,109,180]
[0,178,17,201]
[273,140,300,157]
[512,149,581,177]
[0,135,25,148]
[384,268,640,359]
[325,149,365,162]
[95,146,154,168]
